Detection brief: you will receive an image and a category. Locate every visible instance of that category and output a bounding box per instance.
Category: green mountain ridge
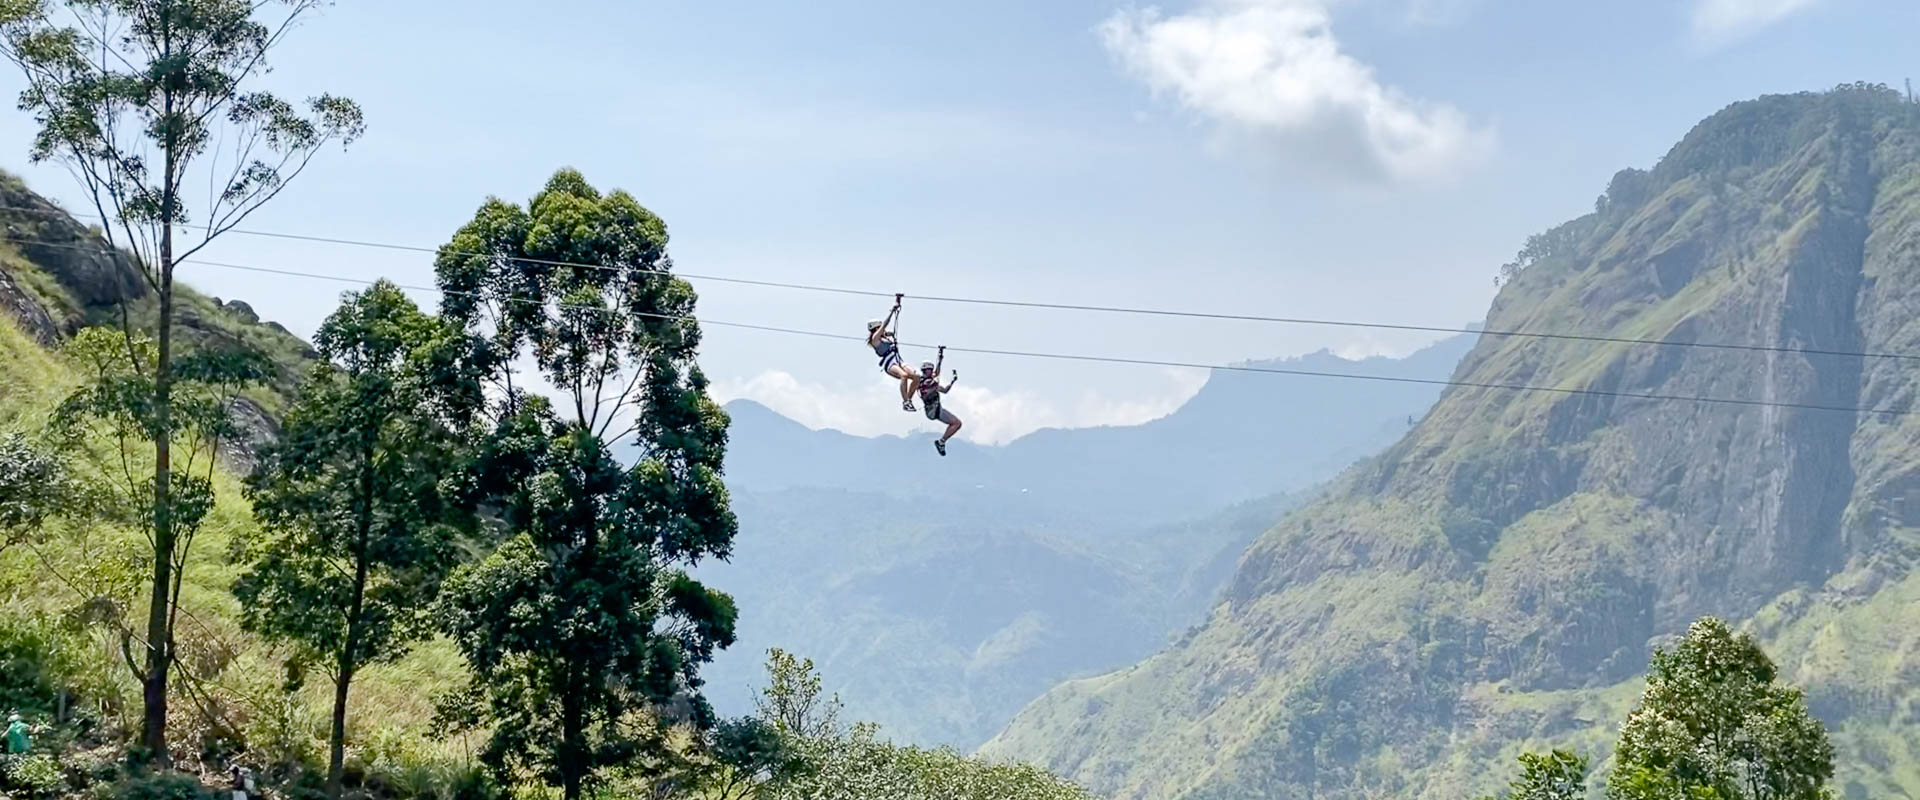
[981,84,1920,800]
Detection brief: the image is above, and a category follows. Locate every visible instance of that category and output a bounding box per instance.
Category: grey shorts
[925,404,955,424]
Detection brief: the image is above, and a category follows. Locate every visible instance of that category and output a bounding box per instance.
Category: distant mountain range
[717,331,1480,529]
[699,332,1480,747]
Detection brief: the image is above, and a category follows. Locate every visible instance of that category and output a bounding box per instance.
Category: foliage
[234,281,483,794]
[704,717,807,800]
[752,648,841,740]
[1478,750,1587,800]
[761,723,1091,800]
[0,753,64,797]
[434,169,738,800]
[110,771,215,800]
[0,618,85,719]
[1605,618,1834,800]
[728,649,1088,800]
[0,0,363,763]
[0,430,65,541]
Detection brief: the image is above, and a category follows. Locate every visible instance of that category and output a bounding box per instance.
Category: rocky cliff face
[983,85,1920,800]
[0,170,310,468]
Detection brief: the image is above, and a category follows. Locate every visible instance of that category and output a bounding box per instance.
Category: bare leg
[887,365,916,409]
[942,415,962,442]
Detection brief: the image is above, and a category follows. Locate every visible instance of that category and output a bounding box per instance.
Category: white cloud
[710,369,1209,445]
[1100,0,1491,183]
[1691,0,1820,41]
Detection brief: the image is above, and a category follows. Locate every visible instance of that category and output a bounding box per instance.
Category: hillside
[0,172,318,469]
[982,85,1920,800]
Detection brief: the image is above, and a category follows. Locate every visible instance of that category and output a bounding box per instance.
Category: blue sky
[0,0,1911,442]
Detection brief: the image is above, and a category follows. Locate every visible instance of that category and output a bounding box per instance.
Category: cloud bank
[711,369,1209,445]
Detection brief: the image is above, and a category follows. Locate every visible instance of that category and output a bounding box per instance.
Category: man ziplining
[918,346,962,457]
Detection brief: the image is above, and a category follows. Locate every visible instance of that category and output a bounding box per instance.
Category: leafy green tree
[434,169,738,800]
[740,650,1088,800]
[753,648,842,739]
[1605,617,1834,800]
[0,0,364,763]
[233,281,483,797]
[705,717,808,800]
[1479,750,1587,800]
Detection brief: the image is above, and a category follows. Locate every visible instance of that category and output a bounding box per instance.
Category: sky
[0,0,1913,444]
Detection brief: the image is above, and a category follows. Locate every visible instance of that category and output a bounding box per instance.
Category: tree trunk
[328,622,360,798]
[142,239,175,768]
[561,675,584,800]
[141,20,181,766]
[329,447,377,798]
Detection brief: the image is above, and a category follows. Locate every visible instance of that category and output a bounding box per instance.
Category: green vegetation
[1,0,364,766]
[728,649,1093,800]
[235,282,483,796]
[0,152,1094,800]
[1479,750,1587,800]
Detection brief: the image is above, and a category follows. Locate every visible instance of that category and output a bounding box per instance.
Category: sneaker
[903,400,916,412]
[934,439,947,456]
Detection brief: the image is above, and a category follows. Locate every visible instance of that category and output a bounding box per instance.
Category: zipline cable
[3,204,1918,363]
[130,254,1920,419]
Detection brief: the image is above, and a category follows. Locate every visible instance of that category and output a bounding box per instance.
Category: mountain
[718,332,1479,529]
[697,334,1481,748]
[982,85,1920,800]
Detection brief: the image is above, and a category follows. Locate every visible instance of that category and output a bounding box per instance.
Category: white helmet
[920,361,935,372]
[867,319,883,331]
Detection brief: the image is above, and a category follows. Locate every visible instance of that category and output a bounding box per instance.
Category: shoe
[903,400,916,412]
[934,439,947,456]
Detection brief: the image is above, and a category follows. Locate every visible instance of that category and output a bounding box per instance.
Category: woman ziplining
[867,293,919,412]
[866,297,964,456]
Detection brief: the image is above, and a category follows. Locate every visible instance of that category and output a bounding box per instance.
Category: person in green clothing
[4,712,29,754]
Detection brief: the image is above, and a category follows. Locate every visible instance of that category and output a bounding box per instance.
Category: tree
[1606,617,1835,800]
[234,281,483,797]
[742,650,1090,800]
[1479,750,1587,800]
[753,648,841,739]
[705,717,807,800]
[435,169,739,800]
[53,325,265,723]
[0,0,364,764]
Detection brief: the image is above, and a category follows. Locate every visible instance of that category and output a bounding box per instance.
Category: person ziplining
[918,346,962,457]
[867,293,918,412]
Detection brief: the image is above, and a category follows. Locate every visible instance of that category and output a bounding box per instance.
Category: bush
[111,772,215,800]
[1,754,65,798]
[0,618,82,718]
